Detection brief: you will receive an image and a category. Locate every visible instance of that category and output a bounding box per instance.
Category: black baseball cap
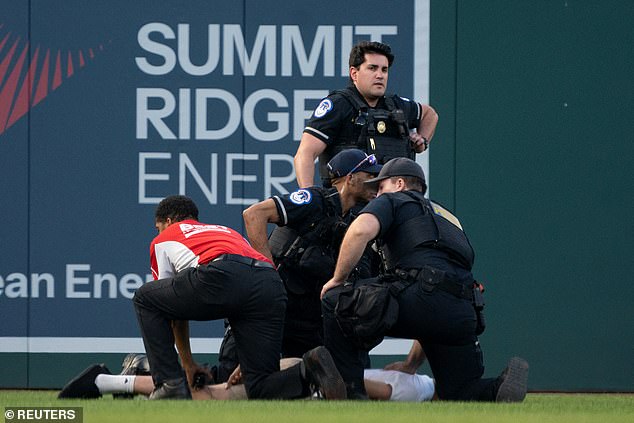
[364,157,426,187]
[327,149,383,178]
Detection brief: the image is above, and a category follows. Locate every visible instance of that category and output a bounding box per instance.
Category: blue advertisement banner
[0,0,429,351]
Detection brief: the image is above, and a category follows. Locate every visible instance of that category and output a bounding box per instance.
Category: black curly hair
[155,195,199,223]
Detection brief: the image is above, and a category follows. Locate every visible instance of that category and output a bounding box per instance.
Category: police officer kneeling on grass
[319,157,529,401]
[243,149,382,358]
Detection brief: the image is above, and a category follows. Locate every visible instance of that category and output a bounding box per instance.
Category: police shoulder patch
[289,189,312,205]
[313,99,333,118]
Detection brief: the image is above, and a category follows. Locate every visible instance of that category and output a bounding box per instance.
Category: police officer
[133,195,346,400]
[243,149,382,357]
[319,158,529,401]
[294,40,439,187]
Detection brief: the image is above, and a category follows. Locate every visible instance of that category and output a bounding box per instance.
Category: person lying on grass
[59,356,435,402]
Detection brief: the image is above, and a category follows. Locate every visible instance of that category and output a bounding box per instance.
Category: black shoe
[58,364,111,399]
[149,378,192,400]
[302,346,346,400]
[495,357,529,402]
[120,353,151,375]
[113,353,151,399]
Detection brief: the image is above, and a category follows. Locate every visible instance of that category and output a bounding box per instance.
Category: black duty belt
[394,266,473,301]
[211,254,275,269]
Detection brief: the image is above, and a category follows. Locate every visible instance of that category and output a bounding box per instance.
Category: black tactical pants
[133,258,307,399]
[322,276,498,401]
[281,289,323,358]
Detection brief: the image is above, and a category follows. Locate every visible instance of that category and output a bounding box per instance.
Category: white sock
[95,374,136,394]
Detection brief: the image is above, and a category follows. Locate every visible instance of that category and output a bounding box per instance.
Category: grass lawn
[1,391,632,423]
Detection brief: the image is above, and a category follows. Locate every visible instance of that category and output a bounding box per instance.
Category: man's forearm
[333,215,380,282]
[333,234,368,282]
[243,200,280,263]
[405,340,426,370]
[172,320,194,368]
[243,211,274,262]
[418,104,438,142]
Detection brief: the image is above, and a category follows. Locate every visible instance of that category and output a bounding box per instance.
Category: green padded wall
[430,0,633,390]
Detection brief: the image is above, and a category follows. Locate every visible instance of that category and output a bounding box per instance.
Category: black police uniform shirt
[272,187,342,233]
[360,191,473,284]
[273,187,375,284]
[271,186,342,304]
[303,85,423,148]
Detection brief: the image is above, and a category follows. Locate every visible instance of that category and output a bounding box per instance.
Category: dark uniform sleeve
[272,188,324,231]
[394,95,423,130]
[303,92,356,147]
[359,194,398,239]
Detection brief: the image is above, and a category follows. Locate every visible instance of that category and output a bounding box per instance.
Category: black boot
[302,346,346,400]
[494,357,529,402]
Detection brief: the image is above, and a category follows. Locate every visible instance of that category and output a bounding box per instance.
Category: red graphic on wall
[0,23,105,135]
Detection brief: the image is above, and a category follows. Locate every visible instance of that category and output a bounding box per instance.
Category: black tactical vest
[268,189,347,293]
[318,88,414,181]
[380,191,475,271]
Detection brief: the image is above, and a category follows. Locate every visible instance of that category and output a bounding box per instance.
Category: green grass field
[1,391,633,423]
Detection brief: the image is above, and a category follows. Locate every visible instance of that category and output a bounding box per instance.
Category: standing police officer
[243,149,382,357]
[294,41,439,187]
[320,158,529,401]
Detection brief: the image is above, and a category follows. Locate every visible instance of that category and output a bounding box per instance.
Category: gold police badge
[377,121,386,133]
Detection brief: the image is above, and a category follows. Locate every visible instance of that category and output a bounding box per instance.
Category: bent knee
[321,287,341,313]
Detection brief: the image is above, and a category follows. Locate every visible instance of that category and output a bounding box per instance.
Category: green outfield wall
[429,0,633,391]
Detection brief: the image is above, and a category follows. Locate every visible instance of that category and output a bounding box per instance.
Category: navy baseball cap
[327,149,383,178]
[364,157,426,186]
